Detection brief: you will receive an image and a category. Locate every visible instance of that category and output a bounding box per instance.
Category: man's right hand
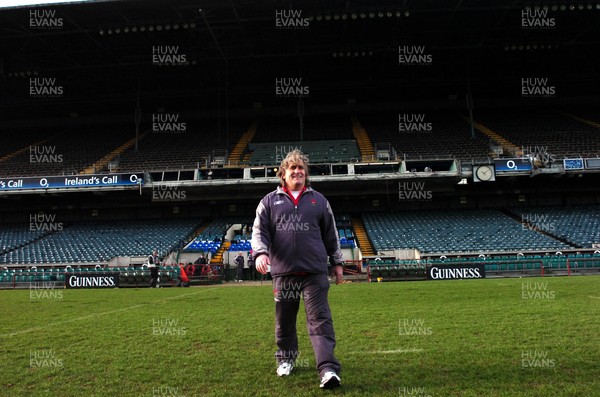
[255,254,270,274]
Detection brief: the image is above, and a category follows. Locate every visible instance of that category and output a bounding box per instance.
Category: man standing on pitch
[251,150,344,389]
[234,252,245,282]
[148,249,160,288]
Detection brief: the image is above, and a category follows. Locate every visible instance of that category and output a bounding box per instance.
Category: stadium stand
[3,109,596,176]
[254,115,353,143]
[358,111,492,161]
[473,108,600,159]
[183,217,254,253]
[0,129,58,168]
[336,215,356,249]
[183,214,357,253]
[184,239,222,254]
[243,114,360,165]
[509,206,600,248]
[1,0,599,298]
[362,209,572,254]
[0,219,200,264]
[0,223,50,255]
[247,140,360,165]
[115,119,250,172]
[0,127,132,177]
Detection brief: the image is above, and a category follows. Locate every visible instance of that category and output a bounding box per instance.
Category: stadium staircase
[352,217,375,256]
[179,222,210,253]
[0,134,60,165]
[228,120,259,165]
[560,111,600,130]
[191,223,208,239]
[350,116,375,161]
[459,114,520,156]
[211,241,230,264]
[79,130,149,174]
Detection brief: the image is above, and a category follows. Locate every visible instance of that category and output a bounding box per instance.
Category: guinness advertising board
[427,264,485,280]
[65,272,120,289]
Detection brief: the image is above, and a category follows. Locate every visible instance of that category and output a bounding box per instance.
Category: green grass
[1,276,599,397]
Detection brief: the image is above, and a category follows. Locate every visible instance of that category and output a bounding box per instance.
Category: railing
[367,258,547,282]
[342,259,363,275]
[565,257,600,276]
[0,268,182,289]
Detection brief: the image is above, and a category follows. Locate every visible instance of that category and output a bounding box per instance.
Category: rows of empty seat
[255,115,353,143]
[336,215,356,249]
[0,219,200,264]
[229,240,252,252]
[185,240,222,254]
[358,111,491,161]
[244,114,358,165]
[474,109,600,159]
[362,209,571,254]
[184,217,252,253]
[0,128,52,161]
[116,119,250,172]
[0,127,132,177]
[2,110,597,178]
[229,228,356,251]
[0,223,49,254]
[183,215,356,253]
[247,140,360,165]
[509,206,600,248]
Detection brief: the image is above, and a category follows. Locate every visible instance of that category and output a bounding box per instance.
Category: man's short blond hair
[277,149,310,187]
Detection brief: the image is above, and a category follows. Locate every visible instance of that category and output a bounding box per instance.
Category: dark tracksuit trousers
[149,267,159,288]
[274,273,341,377]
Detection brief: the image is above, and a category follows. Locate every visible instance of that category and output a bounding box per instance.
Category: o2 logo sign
[494,159,532,172]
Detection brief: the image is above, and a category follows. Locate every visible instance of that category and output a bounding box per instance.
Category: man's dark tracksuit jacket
[251,186,344,275]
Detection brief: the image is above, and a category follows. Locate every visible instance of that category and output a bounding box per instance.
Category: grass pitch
[1,276,599,397]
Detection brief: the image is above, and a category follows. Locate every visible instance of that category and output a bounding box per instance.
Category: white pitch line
[0,288,216,338]
[589,296,600,299]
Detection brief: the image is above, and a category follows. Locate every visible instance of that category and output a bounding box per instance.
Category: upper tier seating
[255,115,353,143]
[117,119,250,171]
[246,114,358,165]
[248,140,360,165]
[358,111,491,161]
[0,127,131,177]
[474,109,600,159]
[2,109,596,178]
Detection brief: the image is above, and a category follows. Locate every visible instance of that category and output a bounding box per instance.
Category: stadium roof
[1,0,600,126]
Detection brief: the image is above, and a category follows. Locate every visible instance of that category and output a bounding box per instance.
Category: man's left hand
[333,265,343,285]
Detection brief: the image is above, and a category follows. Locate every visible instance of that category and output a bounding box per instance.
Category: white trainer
[319,371,341,389]
[276,362,294,377]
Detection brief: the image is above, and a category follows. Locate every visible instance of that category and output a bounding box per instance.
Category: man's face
[283,161,306,190]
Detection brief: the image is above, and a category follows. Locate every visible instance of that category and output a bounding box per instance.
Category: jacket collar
[276,186,312,195]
